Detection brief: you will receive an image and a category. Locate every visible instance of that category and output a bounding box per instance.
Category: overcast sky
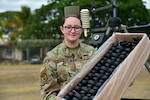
[0,0,48,12]
[0,0,150,12]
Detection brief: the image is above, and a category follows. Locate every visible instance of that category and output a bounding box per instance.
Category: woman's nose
[70,27,76,32]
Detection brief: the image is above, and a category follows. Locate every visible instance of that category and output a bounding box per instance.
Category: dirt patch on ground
[0,64,149,100]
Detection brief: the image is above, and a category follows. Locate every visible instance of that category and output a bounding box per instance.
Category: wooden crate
[57,33,150,100]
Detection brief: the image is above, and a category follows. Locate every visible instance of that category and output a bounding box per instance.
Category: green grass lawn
[0,64,41,100]
[0,64,149,100]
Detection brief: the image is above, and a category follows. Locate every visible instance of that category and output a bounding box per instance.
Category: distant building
[0,35,62,63]
[0,34,22,61]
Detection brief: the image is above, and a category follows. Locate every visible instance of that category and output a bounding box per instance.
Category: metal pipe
[92,5,113,13]
[113,0,117,17]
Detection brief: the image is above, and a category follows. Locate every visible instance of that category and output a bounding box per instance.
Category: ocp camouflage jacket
[40,42,96,100]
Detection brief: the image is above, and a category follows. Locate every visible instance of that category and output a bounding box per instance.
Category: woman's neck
[64,40,79,48]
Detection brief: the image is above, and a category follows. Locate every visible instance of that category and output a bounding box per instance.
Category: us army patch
[41,72,48,85]
[40,65,48,85]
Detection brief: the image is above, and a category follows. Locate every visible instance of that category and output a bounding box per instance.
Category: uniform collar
[61,41,83,56]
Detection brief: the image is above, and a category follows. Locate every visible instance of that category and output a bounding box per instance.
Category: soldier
[39,14,96,100]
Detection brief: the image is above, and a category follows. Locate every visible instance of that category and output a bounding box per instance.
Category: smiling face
[60,17,83,43]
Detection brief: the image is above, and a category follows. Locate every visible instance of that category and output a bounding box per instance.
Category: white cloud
[0,0,48,12]
[143,0,150,9]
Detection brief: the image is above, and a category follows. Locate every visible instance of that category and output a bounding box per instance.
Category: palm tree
[0,20,3,38]
[9,6,31,39]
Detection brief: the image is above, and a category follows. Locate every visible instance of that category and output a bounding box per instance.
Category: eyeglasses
[63,26,82,32]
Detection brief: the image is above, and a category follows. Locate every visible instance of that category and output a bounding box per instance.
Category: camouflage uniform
[40,42,95,100]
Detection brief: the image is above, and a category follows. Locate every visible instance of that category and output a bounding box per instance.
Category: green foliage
[0,0,150,40]
[118,0,150,26]
[0,20,3,38]
[117,0,150,36]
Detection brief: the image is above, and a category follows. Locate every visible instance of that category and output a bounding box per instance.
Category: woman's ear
[60,26,64,33]
[81,28,84,33]
[60,26,64,34]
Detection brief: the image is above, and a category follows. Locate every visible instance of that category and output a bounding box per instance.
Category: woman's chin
[68,37,78,41]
